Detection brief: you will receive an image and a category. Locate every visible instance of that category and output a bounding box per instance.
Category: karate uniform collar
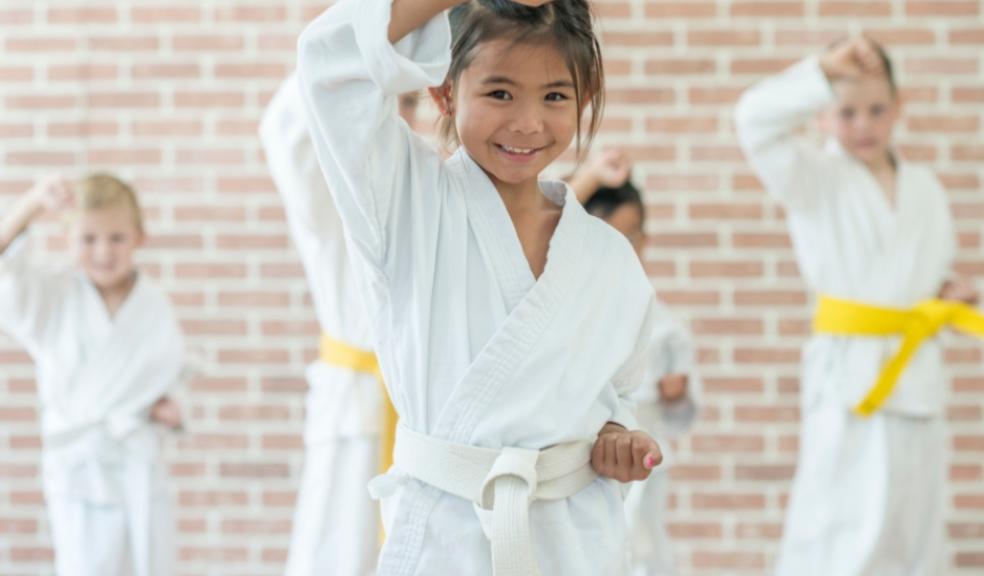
[449,148,584,313]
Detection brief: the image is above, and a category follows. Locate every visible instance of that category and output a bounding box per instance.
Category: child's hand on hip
[150,396,184,431]
[591,422,662,482]
[939,276,979,306]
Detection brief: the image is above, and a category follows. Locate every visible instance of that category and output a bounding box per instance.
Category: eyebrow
[481,75,576,90]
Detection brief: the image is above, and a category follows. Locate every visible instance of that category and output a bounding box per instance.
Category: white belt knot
[369,424,597,576]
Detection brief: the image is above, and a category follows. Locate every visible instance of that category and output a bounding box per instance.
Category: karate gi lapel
[434,151,585,445]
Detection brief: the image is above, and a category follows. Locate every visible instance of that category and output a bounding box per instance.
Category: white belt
[369,424,598,576]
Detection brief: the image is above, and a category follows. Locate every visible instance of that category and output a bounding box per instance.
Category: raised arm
[0,177,73,351]
[0,176,72,255]
[568,148,632,205]
[260,74,346,275]
[296,0,454,280]
[734,57,836,212]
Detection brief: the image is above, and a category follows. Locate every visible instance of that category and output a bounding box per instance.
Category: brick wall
[1,1,981,574]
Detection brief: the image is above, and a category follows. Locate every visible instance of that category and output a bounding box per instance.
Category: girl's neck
[491,176,548,215]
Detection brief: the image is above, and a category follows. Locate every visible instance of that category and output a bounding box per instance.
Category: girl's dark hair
[829,36,897,95]
[441,0,604,156]
[584,180,644,224]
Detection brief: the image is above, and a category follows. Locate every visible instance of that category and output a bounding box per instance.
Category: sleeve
[734,57,837,213]
[629,299,701,436]
[0,235,60,353]
[607,295,663,432]
[296,0,452,282]
[259,73,347,305]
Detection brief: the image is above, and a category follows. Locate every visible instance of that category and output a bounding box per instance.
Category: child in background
[260,74,419,576]
[736,36,978,575]
[0,174,185,576]
[297,0,663,573]
[572,150,702,576]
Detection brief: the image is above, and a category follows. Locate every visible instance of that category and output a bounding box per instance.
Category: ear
[428,82,454,117]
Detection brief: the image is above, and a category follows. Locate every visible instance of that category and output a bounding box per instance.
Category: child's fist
[820,37,884,82]
[939,276,979,306]
[659,373,689,403]
[150,396,183,431]
[584,148,632,190]
[591,422,662,482]
[29,175,74,214]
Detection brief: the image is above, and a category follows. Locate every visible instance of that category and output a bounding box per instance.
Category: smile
[495,143,545,158]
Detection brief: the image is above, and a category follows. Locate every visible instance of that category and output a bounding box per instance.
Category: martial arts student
[260,74,419,576]
[571,149,702,576]
[0,174,185,576]
[296,0,666,574]
[735,36,980,575]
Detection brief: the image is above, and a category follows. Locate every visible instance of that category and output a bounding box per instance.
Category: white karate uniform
[0,239,184,576]
[735,57,957,576]
[626,301,701,576]
[297,1,658,574]
[260,73,384,576]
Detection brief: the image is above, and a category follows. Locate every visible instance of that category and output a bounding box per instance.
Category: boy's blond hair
[75,173,144,235]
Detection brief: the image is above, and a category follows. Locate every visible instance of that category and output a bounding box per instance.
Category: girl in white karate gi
[297,0,665,574]
[0,174,185,576]
[572,150,703,576]
[736,37,978,576]
[261,75,421,576]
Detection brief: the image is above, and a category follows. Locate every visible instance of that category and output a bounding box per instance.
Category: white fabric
[735,57,954,575]
[626,299,701,576]
[371,424,598,576]
[0,239,183,576]
[260,74,384,576]
[297,0,658,574]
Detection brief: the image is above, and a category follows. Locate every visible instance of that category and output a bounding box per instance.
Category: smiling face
[825,75,900,166]
[438,39,582,193]
[69,205,143,291]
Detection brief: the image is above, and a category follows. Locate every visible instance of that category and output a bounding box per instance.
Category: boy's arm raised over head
[0,175,73,255]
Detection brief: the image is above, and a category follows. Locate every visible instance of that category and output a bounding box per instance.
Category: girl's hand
[29,175,74,215]
[820,37,884,82]
[150,396,184,431]
[659,373,689,403]
[939,276,979,306]
[591,422,662,482]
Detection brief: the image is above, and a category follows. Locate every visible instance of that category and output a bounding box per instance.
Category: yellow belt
[318,334,398,479]
[813,295,984,417]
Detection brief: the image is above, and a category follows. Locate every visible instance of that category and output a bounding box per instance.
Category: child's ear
[428,82,454,117]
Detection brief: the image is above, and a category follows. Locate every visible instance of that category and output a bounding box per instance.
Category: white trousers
[777,392,946,576]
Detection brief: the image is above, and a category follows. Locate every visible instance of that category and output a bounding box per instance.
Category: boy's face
[69,206,143,291]
[825,76,900,165]
[604,203,645,260]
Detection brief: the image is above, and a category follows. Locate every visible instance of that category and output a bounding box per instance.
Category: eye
[110,233,125,243]
[83,234,96,245]
[545,92,570,102]
[486,90,511,101]
[870,104,885,116]
[840,108,855,121]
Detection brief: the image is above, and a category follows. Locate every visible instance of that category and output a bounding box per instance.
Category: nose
[509,100,544,135]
